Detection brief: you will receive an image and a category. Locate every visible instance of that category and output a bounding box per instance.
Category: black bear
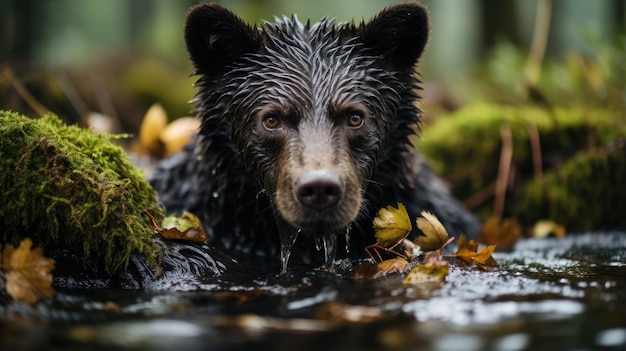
[151,1,480,272]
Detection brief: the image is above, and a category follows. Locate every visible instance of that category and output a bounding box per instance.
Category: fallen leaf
[402,263,449,285]
[456,235,497,271]
[0,238,55,303]
[532,220,566,238]
[352,258,410,280]
[414,211,449,251]
[456,234,478,253]
[145,210,208,243]
[137,103,167,154]
[160,117,200,155]
[477,216,520,251]
[372,203,412,248]
[422,251,448,267]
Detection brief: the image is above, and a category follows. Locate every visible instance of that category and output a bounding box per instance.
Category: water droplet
[321,233,337,272]
[315,236,323,251]
[212,191,219,198]
[345,225,352,254]
[279,229,300,274]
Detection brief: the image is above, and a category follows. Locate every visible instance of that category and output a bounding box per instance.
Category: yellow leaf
[138,103,167,154]
[403,263,448,285]
[372,203,412,248]
[160,117,200,156]
[1,238,55,303]
[145,210,208,243]
[414,211,449,251]
[532,220,566,238]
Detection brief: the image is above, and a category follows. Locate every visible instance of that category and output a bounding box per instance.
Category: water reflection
[1,232,625,351]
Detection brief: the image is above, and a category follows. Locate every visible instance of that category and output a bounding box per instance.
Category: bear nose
[296,170,343,210]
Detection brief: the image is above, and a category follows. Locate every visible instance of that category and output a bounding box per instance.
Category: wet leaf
[477,216,521,251]
[372,203,412,248]
[414,211,449,251]
[456,235,498,271]
[145,210,208,243]
[0,238,55,303]
[403,262,449,285]
[352,258,410,280]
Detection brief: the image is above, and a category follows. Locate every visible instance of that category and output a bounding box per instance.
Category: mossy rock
[0,111,165,273]
[419,102,626,225]
[519,147,626,231]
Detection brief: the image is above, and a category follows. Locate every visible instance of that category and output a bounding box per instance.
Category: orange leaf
[352,258,410,280]
[477,216,520,251]
[1,238,55,303]
[456,243,497,271]
[473,245,496,264]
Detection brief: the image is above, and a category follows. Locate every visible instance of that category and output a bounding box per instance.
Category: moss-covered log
[0,111,165,273]
[419,102,626,230]
[519,147,626,230]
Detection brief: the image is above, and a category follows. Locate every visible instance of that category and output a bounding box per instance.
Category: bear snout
[295,170,343,210]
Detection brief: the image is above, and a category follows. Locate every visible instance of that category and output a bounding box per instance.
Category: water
[1,232,626,351]
[279,228,300,274]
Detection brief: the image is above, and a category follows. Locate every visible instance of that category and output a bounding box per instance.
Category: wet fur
[151,2,480,266]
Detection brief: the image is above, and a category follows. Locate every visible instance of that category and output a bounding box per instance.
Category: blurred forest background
[1,0,625,233]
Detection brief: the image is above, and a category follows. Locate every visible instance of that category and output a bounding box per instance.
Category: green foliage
[0,111,165,273]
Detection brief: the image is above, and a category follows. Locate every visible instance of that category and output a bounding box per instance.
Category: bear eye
[346,112,364,128]
[262,113,281,130]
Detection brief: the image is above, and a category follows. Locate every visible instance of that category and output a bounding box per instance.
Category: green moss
[519,148,626,230]
[0,111,165,273]
[418,102,626,228]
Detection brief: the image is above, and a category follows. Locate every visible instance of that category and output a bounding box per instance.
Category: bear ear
[356,2,429,71]
[184,3,261,79]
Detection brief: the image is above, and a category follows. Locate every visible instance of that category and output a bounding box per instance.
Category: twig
[464,182,496,210]
[3,67,49,117]
[522,0,552,96]
[527,122,543,182]
[494,125,513,221]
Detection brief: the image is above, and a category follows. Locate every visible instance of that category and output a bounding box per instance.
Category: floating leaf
[145,210,208,243]
[1,238,55,303]
[477,216,521,251]
[372,203,412,248]
[352,258,410,280]
[414,211,449,251]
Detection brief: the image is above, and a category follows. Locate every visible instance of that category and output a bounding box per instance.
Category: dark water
[1,232,625,351]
